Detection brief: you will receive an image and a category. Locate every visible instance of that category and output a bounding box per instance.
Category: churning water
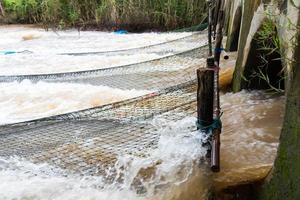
[0,25,195,75]
[0,116,210,200]
[0,91,284,200]
[0,26,285,199]
[0,80,150,125]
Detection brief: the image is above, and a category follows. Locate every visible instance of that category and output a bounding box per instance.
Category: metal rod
[207,0,213,56]
[213,0,221,40]
[211,129,221,172]
[210,0,225,173]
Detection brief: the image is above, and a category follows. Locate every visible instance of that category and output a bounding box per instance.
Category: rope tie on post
[214,47,224,53]
[196,113,223,132]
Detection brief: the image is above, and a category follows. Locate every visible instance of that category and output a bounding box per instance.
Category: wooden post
[197,68,214,132]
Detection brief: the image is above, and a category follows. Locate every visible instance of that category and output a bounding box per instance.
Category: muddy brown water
[0,29,285,199]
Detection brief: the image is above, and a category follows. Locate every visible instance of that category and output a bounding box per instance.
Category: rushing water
[0,80,150,125]
[0,25,192,53]
[0,26,285,199]
[0,116,210,200]
[0,25,197,75]
[0,91,284,200]
[214,91,284,191]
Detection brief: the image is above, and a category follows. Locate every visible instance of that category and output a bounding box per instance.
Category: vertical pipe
[214,11,225,67]
[213,0,221,40]
[210,0,225,173]
[208,0,213,56]
[211,129,221,172]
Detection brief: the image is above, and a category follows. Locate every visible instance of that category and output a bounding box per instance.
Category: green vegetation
[1,0,207,30]
[234,15,286,93]
[250,17,285,93]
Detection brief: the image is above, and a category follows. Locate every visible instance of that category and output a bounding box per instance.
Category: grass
[251,17,285,93]
[1,0,207,31]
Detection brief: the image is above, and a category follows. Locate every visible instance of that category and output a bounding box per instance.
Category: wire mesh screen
[0,81,198,176]
[0,31,208,177]
[60,31,207,56]
[0,32,208,90]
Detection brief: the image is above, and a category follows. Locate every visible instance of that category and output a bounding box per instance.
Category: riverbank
[0,0,207,31]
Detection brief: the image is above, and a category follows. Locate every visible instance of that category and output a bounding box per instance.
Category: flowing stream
[0,80,150,124]
[0,26,285,199]
[0,25,198,75]
[0,91,284,200]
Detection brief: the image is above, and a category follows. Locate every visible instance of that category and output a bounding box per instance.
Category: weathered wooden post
[197,58,215,161]
[197,0,224,172]
[197,68,214,133]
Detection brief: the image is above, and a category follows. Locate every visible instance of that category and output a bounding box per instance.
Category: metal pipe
[211,0,225,173]
[211,129,221,172]
[207,0,213,56]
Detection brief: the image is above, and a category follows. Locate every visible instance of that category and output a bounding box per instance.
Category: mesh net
[60,30,207,56]
[174,23,208,33]
[0,81,198,176]
[0,32,208,89]
[51,46,208,90]
[0,46,208,90]
[0,32,209,177]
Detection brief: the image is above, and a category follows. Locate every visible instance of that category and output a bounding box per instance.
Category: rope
[196,113,223,132]
[214,47,224,53]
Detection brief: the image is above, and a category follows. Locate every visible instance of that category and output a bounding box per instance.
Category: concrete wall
[230,0,262,92]
[225,0,242,51]
[259,11,300,198]
[224,0,300,198]
[228,0,299,92]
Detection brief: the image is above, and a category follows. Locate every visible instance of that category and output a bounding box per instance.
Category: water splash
[0,25,192,53]
[0,116,209,200]
[0,80,150,124]
[0,90,285,199]
[0,26,195,75]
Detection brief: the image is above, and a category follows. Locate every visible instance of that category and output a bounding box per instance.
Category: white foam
[0,52,172,75]
[0,116,207,200]
[0,80,151,124]
[0,26,192,53]
[0,26,195,75]
[0,90,285,199]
